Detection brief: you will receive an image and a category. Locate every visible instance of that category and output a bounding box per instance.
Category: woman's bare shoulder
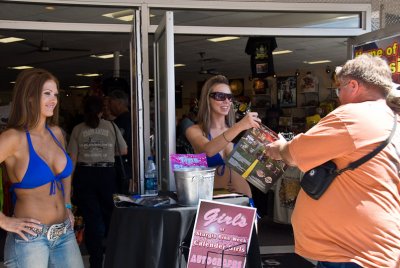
[186,124,203,136]
[187,124,201,131]
[48,125,63,135]
[0,128,25,141]
[0,128,26,155]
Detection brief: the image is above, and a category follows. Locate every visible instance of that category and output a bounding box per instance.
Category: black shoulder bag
[111,121,131,189]
[301,114,397,200]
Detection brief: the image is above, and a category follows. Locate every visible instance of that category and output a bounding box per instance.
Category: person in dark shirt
[176,102,198,154]
[108,90,133,193]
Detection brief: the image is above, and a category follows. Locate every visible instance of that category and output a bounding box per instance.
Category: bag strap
[111,121,127,179]
[338,114,397,174]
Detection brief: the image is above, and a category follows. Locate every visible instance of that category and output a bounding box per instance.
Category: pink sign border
[187,199,257,268]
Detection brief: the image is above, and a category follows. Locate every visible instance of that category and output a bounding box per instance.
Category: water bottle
[144,156,158,195]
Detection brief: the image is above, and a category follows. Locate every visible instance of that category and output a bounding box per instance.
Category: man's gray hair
[335,54,393,96]
[108,90,129,107]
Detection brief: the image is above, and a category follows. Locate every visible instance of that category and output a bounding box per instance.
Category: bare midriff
[13,184,67,225]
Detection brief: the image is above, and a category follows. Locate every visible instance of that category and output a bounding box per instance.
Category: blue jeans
[4,219,84,268]
[317,261,362,268]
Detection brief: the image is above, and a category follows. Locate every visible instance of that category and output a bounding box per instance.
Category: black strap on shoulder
[111,121,127,179]
[338,114,397,174]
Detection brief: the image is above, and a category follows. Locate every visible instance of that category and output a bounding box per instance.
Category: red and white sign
[187,200,256,268]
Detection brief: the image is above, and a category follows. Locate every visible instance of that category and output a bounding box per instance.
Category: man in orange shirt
[265,54,400,268]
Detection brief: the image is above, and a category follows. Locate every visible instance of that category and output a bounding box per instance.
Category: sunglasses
[209,92,234,101]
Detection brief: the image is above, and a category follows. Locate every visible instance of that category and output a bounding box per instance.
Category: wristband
[65,203,72,210]
[222,131,230,143]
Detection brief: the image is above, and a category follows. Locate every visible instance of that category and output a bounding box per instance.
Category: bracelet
[65,203,72,210]
[222,131,230,143]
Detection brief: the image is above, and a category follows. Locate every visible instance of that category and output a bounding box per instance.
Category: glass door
[153,11,176,191]
[129,9,145,193]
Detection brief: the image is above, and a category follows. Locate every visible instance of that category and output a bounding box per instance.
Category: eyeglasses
[209,92,234,101]
[334,81,351,97]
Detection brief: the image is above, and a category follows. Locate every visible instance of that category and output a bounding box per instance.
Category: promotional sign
[353,35,400,84]
[170,153,208,171]
[187,200,256,268]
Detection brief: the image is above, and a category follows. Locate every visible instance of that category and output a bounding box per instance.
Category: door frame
[0,0,372,189]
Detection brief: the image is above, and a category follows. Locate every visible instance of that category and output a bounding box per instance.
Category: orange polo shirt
[289,100,400,268]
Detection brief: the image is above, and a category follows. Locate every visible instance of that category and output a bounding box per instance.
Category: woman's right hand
[0,215,42,241]
[237,112,262,131]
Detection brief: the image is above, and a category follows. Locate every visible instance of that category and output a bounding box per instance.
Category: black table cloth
[104,205,261,268]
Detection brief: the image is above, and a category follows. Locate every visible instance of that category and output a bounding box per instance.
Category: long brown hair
[8,68,59,130]
[197,75,235,135]
[83,95,103,128]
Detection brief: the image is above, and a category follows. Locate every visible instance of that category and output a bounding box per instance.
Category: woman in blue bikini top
[0,68,84,267]
[186,75,262,197]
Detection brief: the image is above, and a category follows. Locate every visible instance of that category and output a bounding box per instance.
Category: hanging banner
[353,35,400,84]
[187,200,256,268]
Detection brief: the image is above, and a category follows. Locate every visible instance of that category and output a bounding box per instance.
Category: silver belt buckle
[46,223,67,241]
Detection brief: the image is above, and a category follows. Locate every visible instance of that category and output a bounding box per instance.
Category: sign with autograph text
[187,200,256,268]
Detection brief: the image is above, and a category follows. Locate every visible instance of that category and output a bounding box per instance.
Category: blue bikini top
[10,126,73,201]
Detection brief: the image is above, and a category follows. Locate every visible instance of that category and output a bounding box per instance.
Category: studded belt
[27,220,70,241]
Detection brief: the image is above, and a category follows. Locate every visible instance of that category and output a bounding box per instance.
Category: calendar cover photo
[225,124,287,193]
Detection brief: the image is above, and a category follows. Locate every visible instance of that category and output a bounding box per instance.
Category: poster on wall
[277,76,297,108]
[187,200,256,268]
[353,35,400,84]
[229,79,244,96]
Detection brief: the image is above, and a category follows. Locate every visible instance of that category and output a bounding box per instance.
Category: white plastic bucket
[174,167,216,206]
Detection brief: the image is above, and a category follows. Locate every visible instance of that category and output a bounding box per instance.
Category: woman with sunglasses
[186,75,262,197]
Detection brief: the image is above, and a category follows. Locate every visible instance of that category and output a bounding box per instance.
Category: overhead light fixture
[91,53,121,59]
[102,9,134,22]
[174,64,186,68]
[76,73,101,77]
[273,50,292,55]
[0,37,25,43]
[207,36,240,42]
[45,6,55,11]
[304,60,332,64]
[8,66,33,70]
[69,85,90,89]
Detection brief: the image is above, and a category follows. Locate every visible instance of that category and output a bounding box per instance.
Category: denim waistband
[27,218,71,241]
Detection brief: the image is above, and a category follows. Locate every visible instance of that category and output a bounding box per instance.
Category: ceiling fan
[198,52,220,75]
[21,32,90,53]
